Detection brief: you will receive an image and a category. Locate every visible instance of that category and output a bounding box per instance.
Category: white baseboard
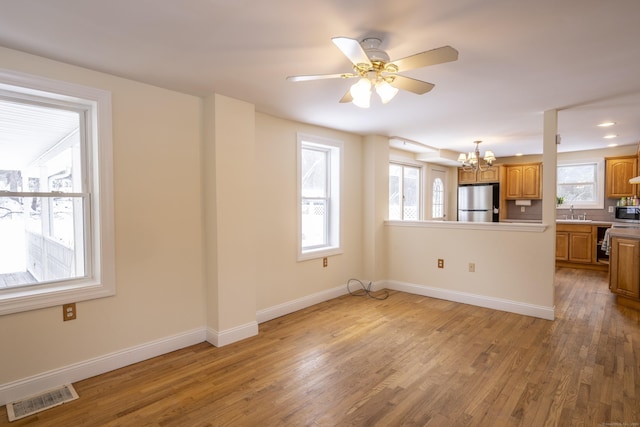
[385,280,555,320]
[206,321,259,347]
[0,328,206,406]
[256,283,352,324]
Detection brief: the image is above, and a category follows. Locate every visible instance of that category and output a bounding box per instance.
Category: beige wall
[386,225,555,308]
[254,113,365,310]
[0,47,206,384]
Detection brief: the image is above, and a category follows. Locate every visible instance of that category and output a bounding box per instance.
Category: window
[432,177,444,219]
[298,134,342,260]
[557,161,603,209]
[0,69,114,315]
[389,163,420,220]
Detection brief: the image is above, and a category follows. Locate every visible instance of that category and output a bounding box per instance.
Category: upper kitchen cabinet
[458,165,500,185]
[605,155,638,198]
[504,163,542,199]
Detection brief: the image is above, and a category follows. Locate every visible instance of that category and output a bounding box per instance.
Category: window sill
[298,247,343,262]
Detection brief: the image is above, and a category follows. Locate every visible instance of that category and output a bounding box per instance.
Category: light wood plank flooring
[2,268,639,426]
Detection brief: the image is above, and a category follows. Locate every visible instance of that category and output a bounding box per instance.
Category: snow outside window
[557,161,603,209]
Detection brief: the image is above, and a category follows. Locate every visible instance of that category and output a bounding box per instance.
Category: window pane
[301,198,327,248]
[557,164,595,184]
[0,196,85,287]
[557,163,598,203]
[558,184,595,202]
[389,164,402,220]
[403,167,419,220]
[432,178,444,218]
[301,148,327,198]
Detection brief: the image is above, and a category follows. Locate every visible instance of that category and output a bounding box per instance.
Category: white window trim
[297,133,343,261]
[557,159,604,210]
[0,69,115,315]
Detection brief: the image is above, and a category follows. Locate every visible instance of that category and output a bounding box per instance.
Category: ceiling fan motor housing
[361,38,390,63]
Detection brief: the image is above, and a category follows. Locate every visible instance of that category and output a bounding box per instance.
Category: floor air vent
[6,384,78,421]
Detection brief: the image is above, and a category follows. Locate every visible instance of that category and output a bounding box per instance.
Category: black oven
[614,206,640,222]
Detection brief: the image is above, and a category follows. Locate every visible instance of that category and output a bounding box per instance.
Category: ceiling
[1,0,639,161]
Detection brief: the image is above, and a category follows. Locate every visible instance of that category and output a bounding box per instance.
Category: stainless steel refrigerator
[458,184,498,222]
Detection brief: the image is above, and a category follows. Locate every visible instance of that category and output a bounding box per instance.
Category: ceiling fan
[286,37,458,108]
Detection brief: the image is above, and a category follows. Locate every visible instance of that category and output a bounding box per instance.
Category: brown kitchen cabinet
[605,155,638,198]
[556,223,612,271]
[555,232,569,261]
[504,163,541,199]
[556,224,592,264]
[609,236,640,300]
[458,165,500,185]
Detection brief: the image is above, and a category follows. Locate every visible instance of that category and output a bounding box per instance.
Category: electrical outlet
[323,257,328,268]
[438,259,444,269]
[521,206,526,212]
[608,206,614,213]
[63,303,76,321]
[469,263,475,272]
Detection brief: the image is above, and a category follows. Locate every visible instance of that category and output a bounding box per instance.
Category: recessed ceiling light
[603,134,617,139]
[608,143,618,147]
[598,122,616,127]
[515,153,523,156]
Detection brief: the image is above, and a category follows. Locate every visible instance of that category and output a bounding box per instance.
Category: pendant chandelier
[457,141,496,172]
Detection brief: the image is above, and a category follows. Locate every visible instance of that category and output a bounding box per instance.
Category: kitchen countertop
[555,220,613,226]
[609,227,640,238]
[502,219,614,226]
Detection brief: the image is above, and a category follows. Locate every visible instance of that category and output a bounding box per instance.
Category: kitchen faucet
[569,205,574,219]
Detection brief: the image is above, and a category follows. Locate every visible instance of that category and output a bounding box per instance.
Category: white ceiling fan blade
[339,90,353,103]
[389,75,435,95]
[287,73,357,82]
[390,46,458,72]
[332,37,372,67]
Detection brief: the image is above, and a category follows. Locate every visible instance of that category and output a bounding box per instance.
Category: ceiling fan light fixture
[350,77,372,108]
[375,80,399,104]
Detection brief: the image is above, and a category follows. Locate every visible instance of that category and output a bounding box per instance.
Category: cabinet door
[610,237,640,299]
[556,232,569,261]
[505,166,522,199]
[458,168,477,185]
[521,164,541,199]
[606,157,637,198]
[568,232,592,263]
[477,166,500,183]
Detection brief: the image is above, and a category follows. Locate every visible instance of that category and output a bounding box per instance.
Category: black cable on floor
[347,278,389,300]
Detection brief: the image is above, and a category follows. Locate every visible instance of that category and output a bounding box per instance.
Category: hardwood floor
[2,268,639,426]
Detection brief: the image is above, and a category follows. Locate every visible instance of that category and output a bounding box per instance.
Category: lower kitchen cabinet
[556,232,569,261]
[609,236,640,300]
[555,223,611,271]
[556,224,593,264]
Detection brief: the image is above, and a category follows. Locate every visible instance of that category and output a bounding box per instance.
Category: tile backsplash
[505,199,620,222]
